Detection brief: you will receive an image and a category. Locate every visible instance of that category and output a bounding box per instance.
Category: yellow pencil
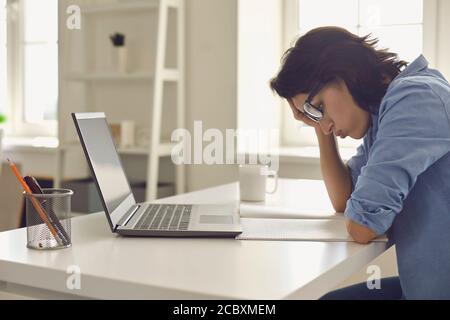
[7,159,62,244]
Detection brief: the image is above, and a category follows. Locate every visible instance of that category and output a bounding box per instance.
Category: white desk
[0,179,386,299]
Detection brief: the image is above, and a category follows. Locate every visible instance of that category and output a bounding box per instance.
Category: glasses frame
[302,82,325,123]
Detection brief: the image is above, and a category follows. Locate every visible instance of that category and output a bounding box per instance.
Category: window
[0,0,6,118]
[1,0,58,137]
[282,0,427,149]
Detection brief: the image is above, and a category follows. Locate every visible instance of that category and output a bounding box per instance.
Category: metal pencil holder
[24,189,73,250]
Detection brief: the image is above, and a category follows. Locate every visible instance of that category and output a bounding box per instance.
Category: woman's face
[291,80,371,139]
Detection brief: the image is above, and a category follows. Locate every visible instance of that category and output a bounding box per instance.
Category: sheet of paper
[239,203,343,220]
[239,179,343,220]
[236,218,388,242]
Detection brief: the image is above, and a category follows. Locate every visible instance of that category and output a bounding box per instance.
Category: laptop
[72,112,242,238]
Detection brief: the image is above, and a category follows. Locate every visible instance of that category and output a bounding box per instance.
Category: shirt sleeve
[345,79,450,235]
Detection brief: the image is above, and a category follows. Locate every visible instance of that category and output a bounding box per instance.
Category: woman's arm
[315,127,352,213]
[346,220,377,244]
[288,98,353,212]
[316,128,377,244]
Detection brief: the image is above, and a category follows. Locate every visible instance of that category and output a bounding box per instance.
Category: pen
[7,159,63,246]
[24,176,71,246]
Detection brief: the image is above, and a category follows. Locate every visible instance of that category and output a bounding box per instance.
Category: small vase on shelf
[110,32,128,73]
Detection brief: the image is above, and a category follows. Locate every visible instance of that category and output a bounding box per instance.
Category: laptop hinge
[116,205,141,228]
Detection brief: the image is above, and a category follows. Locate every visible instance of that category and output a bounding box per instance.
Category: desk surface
[0,179,386,299]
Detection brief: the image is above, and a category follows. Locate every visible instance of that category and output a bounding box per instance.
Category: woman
[270,27,450,299]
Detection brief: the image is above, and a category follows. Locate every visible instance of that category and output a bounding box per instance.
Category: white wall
[184,0,239,191]
[185,0,285,191]
[237,0,282,154]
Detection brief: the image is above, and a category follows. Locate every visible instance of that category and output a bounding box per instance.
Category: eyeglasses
[303,101,324,123]
[302,83,325,123]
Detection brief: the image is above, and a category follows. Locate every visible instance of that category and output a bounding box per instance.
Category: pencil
[7,159,63,245]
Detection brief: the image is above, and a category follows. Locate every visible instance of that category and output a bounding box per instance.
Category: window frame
[5,0,57,138]
[280,0,437,149]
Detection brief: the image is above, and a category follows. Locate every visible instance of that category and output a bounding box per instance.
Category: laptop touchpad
[199,215,233,224]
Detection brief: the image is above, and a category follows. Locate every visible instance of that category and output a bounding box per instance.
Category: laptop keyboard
[135,204,192,231]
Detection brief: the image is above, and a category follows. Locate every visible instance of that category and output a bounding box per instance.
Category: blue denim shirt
[345,55,450,299]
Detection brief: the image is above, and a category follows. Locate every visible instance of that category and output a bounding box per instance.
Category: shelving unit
[66,72,155,81]
[117,141,176,156]
[82,1,160,15]
[66,68,179,81]
[57,0,185,201]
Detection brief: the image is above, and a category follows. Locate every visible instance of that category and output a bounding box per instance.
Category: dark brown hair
[270,26,408,114]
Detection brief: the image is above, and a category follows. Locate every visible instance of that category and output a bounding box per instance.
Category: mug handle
[265,170,278,194]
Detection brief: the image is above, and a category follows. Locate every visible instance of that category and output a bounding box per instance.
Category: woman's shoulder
[386,63,450,102]
[379,74,450,124]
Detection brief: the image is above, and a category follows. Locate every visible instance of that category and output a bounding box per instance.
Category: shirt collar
[372,55,428,124]
[394,54,428,80]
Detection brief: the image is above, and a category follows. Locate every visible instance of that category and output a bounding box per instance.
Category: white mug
[120,120,135,148]
[239,164,278,202]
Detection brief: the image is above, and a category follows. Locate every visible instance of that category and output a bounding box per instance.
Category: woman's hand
[287,99,321,131]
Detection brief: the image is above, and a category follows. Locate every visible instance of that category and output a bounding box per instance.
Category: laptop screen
[73,114,135,219]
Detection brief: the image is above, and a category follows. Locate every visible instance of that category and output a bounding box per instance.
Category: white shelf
[67,72,154,81]
[117,142,175,156]
[66,69,179,82]
[162,69,180,81]
[116,146,149,155]
[158,141,177,156]
[82,1,159,15]
[2,137,59,153]
[58,141,175,157]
